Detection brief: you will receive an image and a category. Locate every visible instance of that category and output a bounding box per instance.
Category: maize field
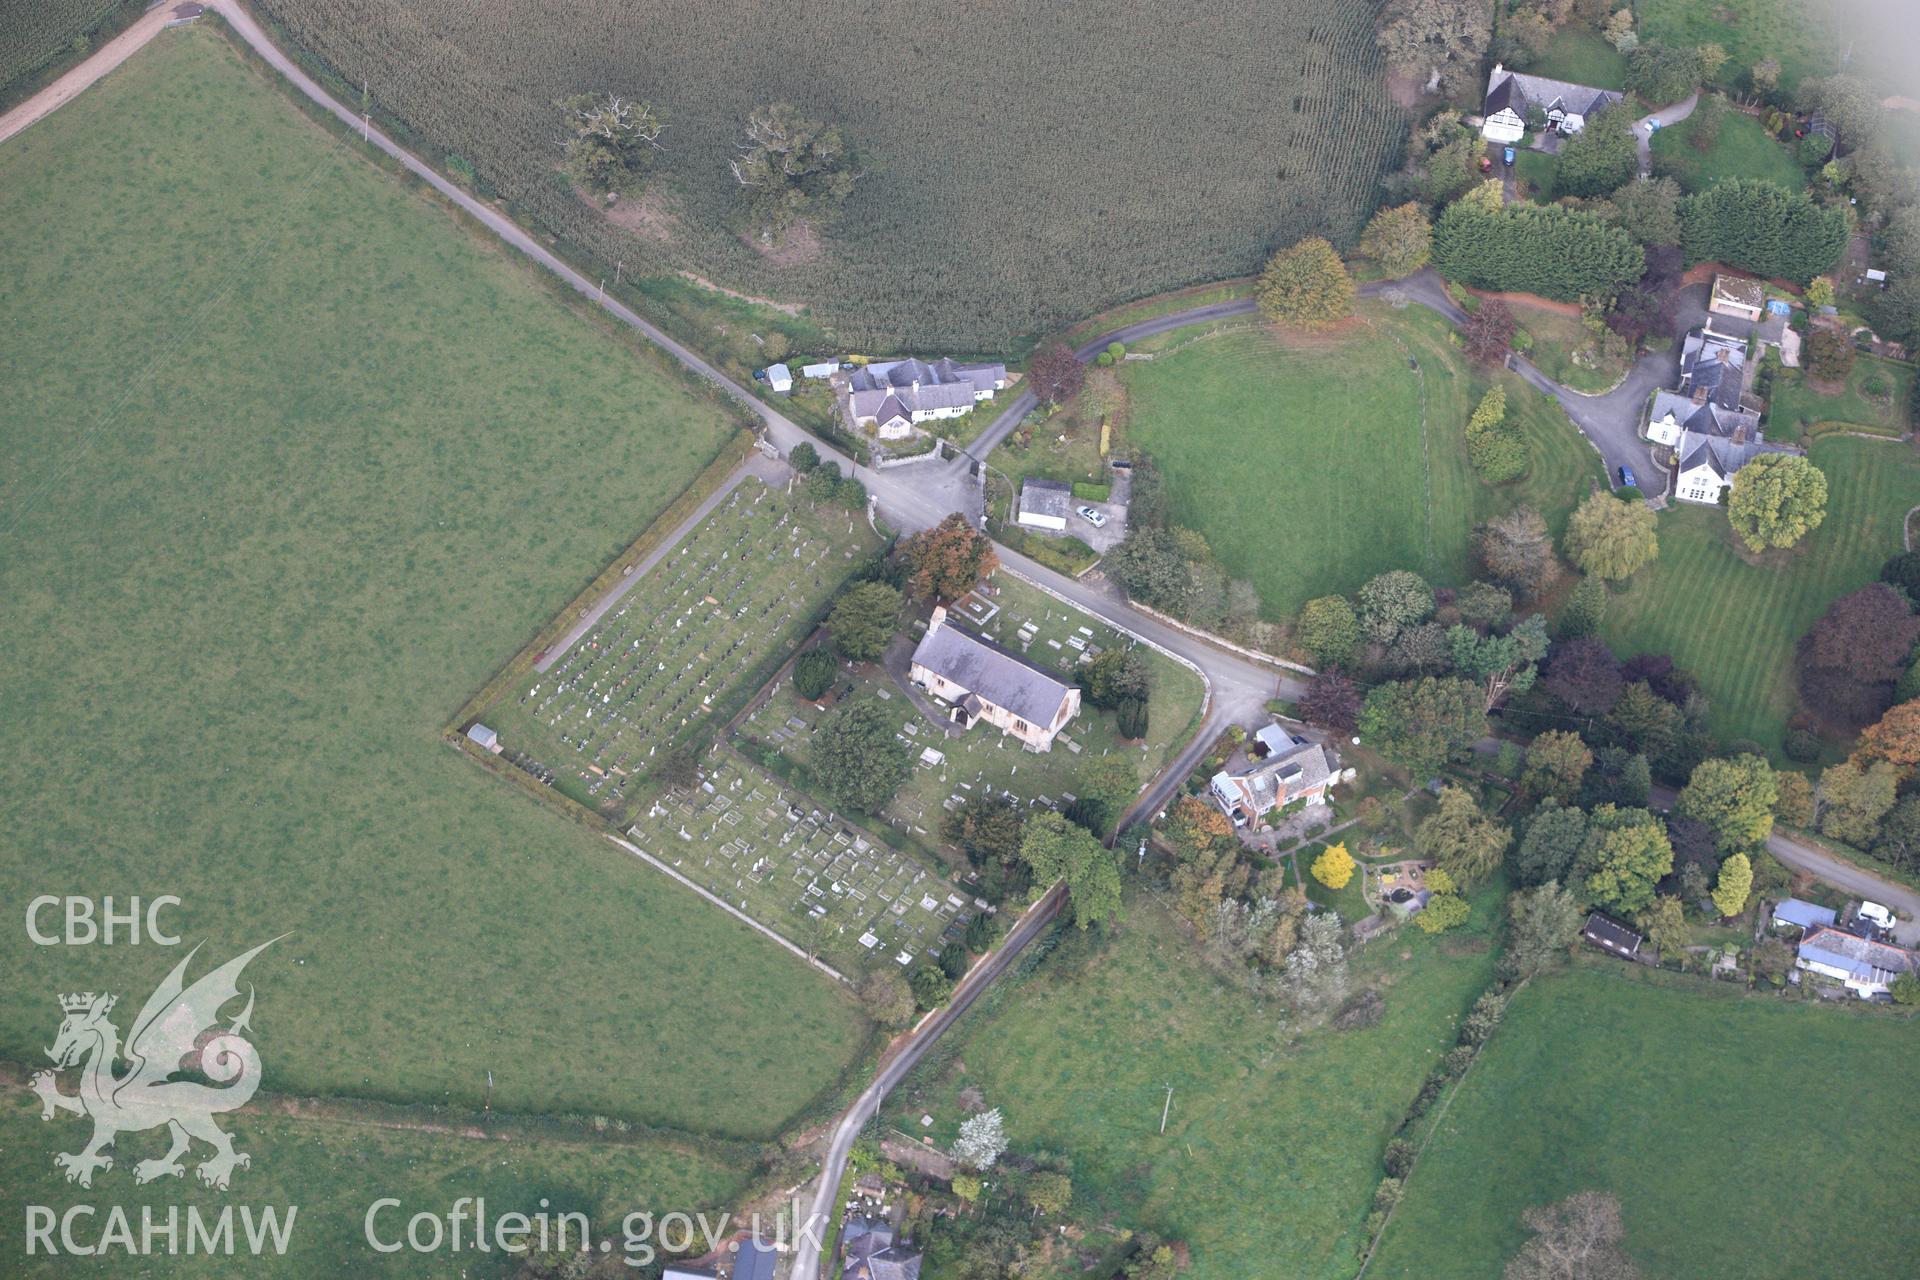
[0,0,126,89]
[256,0,1403,351]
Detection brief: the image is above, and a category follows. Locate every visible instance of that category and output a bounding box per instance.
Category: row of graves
[481,478,876,813]
[625,755,982,975]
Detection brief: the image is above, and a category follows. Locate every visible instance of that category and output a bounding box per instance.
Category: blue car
[1503,146,1515,167]
[1618,465,1637,489]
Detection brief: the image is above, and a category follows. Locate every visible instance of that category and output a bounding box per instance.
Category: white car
[1077,505,1107,528]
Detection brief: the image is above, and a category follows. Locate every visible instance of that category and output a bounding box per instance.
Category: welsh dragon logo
[31,938,282,1190]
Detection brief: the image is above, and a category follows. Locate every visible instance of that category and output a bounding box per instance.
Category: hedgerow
[1432,203,1643,301]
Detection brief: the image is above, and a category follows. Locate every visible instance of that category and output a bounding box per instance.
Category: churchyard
[624,753,977,975]
[739,573,1206,866]
[479,479,881,814]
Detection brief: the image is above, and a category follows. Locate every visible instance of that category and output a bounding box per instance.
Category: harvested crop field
[255,0,1404,350]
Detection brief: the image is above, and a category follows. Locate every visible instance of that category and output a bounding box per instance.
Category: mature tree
[787,441,821,473]
[1524,731,1594,803]
[1565,491,1658,582]
[1557,116,1639,198]
[1883,551,1920,604]
[556,92,665,193]
[1583,746,1651,809]
[1416,888,1472,933]
[1433,203,1644,301]
[1609,176,1683,246]
[1576,805,1674,916]
[1279,914,1349,1013]
[1256,238,1355,331]
[1375,0,1491,98]
[1386,620,1455,677]
[1417,786,1511,887]
[827,580,903,662]
[1166,794,1235,861]
[1312,842,1356,890]
[903,513,998,602]
[1456,581,1513,628]
[806,460,844,502]
[1679,179,1848,283]
[909,964,953,1010]
[1359,202,1433,277]
[1676,754,1778,852]
[1751,56,1781,92]
[1115,695,1150,741]
[1645,894,1689,961]
[1504,880,1584,977]
[1817,758,1900,847]
[792,647,836,700]
[1728,454,1828,551]
[1475,505,1555,598]
[1019,812,1123,929]
[1449,614,1549,711]
[1710,852,1753,918]
[857,968,916,1028]
[1773,770,1816,828]
[1797,584,1920,730]
[1512,800,1590,887]
[1805,326,1854,382]
[1359,677,1487,775]
[1358,570,1435,644]
[1026,1171,1073,1216]
[1297,595,1362,667]
[1872,796,1920,869]
[1462,300,1519,367]
[1026,339,1085,406]
[1541,636,1625,714]
[1555,576,1609,642]
[1857,699,1920,773]
[1079,647,1151,709]
[946,792,1026,872]
[813,701,912,813]
[1506,1190,1639,1280]
[951,1108,1007,1171]
[1300,668,1362,734]
[731,103,858,232]
[1627,42,1702,103]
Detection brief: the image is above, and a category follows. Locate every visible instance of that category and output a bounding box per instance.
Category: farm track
[9,19,1914,1276]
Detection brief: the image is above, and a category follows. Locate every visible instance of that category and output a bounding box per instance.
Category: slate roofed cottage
[908,606,1080,751]
[1795,927,1918,998]
[1481,64,1623,143]
[841,1220,923,1280]
[839,357,1008,441]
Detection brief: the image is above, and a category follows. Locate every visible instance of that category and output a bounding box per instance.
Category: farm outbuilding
[764,363,793,394]
[1016,479,1071,531]
[465,723,501,753]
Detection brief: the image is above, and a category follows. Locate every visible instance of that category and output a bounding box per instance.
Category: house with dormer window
[1481,64,1623,144]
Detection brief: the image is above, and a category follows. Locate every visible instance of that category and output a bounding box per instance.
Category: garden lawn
[887,890,1504,1280]
[0,26,866,1139]
[1650,105,1806,193]
[1767,355,1913,437]
[1514,148,1560,202]
[1368,965,1920,1278]
[1509,300,1631,394]
[1603,437,1920,752]
[1118,303,1603,620]
[1636,0,1837,94]
[1518,26,1626,90]
[0,1089,750,1277]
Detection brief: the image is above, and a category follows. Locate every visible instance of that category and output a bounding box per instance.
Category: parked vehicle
[1503,146,1515,167]
[1858,901,1896,932]
[1618,465,1637,489]
[1077,505,1107,528]
[1479,156,1493,174]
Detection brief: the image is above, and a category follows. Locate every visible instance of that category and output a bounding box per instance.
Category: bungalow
[1795,926,1917,997]
[1709,274,1767,325]
[840,357,1008,441]
[1017,479,1072,531]
[1582,912,1642,958]
[1208,723,1337,829]
[1481,63,1623,143]
[1771,898,1838,934]
[909,606,1080,752]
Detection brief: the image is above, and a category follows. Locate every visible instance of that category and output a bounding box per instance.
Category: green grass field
[1,1090,749,1277]
[0,26,866,1138]
[1604,437,1920,751]
[1369,965,1920,1278]
[1768,355,1914,437]
[1637,0,1837,93]
[1118,304,1604,619]
[1519,26,1626,90]
[1651,106,1806,193]
[887,890,1504,1279]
